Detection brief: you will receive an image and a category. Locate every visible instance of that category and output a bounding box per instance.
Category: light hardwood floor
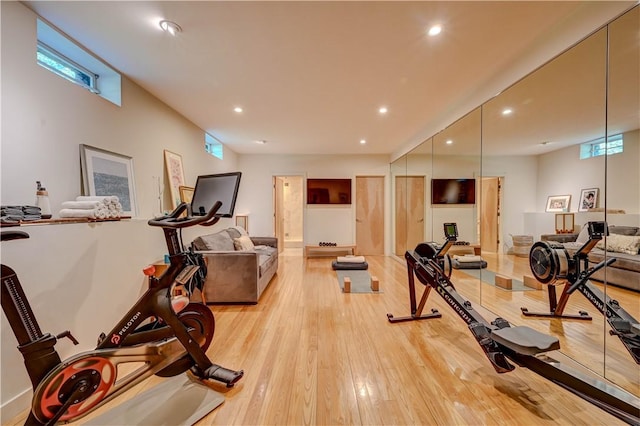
[7,249,638,425]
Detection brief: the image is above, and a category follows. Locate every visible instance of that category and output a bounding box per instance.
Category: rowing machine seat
[491,326,560,356]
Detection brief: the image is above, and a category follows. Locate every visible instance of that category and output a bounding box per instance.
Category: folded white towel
[59,208,109,219]
[61,200,104,210]
[336,255,366,263]
[76,196,119,205]
[453,255,483,263]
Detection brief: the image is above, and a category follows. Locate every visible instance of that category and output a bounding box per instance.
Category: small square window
[205,133,223,159]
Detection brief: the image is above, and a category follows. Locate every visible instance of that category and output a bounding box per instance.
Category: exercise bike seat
[491,326,560,356]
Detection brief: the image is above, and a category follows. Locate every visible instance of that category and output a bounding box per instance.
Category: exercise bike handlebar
[147,201,222,229]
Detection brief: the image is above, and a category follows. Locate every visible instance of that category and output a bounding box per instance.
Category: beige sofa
[191,227,278,304]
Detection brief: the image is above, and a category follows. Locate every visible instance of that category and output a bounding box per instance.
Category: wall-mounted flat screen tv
[431,178,476,205]
[307,178,352,205]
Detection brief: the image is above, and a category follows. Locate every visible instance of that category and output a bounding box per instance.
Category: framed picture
[80,144,137,216]
[179,186,194,204]
[164,150,185,209]
[545,194,571,213]
[579,188,599,212]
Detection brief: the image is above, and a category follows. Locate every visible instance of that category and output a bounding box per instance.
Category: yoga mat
[86,374,224,425]
[335,270,382,293]
[458,269,534,291]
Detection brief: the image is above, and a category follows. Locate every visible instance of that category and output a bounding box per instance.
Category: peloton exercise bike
[522,221,639,365]
[1,172,244,425]
[387,223,640,424]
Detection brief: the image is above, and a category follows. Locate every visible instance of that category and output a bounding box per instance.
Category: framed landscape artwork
[164,150,185,209]
[545,194,571,213]
[579,188,599,212]
[80,144,137,216]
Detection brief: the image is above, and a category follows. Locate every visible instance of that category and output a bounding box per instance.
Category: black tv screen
[431,178,476,205]
[191,172,241,217]
[307,178,351,205]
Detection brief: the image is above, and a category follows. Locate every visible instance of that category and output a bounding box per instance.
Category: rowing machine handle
[566,257,617,294]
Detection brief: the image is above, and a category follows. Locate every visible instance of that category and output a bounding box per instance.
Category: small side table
[540,234,579,243]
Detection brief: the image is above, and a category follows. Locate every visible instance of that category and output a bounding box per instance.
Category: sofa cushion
[595,233,640,255]
[589,249,640,273]
[194,232,235,251]
[257,247,277,276]
[234,235,255,251]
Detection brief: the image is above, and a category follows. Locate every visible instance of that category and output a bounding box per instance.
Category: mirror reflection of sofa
[561,224,640,292]
[191,227,278,304]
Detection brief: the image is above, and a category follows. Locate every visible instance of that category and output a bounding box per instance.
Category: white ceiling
[25,1,636,158]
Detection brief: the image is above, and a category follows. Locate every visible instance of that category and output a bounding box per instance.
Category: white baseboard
[1,388,31,423]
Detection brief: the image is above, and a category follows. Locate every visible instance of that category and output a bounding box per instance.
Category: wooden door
[273,176,285,254]
[395,176,425,255]
[480,177,500,253]
[355,176,384,255]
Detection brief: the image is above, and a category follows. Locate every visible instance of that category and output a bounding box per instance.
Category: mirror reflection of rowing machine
[523,221,640,365]
[387,223,640,425]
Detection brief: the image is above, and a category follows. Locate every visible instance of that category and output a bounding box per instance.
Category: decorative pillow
[232,225,249,236]
[193,232,235,251]
[234,235,255,251]
[595,233,640,255]
[225,228,242,240]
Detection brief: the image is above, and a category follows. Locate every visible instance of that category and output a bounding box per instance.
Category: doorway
[273,175,304,254]
[480,176,502,253]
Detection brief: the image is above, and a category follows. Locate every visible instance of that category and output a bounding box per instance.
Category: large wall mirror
[432,108,482,303]
[390,5,639,394]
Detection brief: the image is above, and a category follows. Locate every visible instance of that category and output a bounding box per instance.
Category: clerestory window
[580,134,623,159]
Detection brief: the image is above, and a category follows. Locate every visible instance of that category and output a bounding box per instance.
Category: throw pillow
[232,225,249,236]
[194,232,235,251]
[234,235,255,251]
[595,233,640,255]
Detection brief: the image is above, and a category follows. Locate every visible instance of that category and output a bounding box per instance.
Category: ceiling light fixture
[159,20,182,36]
[446,140,453,145]
[428,25,442,37]
[502,108,513,116]
[360,139,367,145]
[234,107,243,113]
[378,107,388,114]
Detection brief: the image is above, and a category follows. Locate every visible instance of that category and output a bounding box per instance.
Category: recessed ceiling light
[360,139,367,145]
[428,25,442,37]
[446,140,453,145]
[502,108,513,116]
[159,20,182,36]
[234,107,243,113]
[378,106,388,114]
[255,140,266,145]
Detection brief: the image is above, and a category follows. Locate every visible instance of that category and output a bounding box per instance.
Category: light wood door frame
[355,175,385,255]
[480,176,502,253]
[395,175,425,255]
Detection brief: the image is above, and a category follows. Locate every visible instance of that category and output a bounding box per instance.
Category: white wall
[236,154,390,248]
[0,2,238,419]
[527,129,640,239]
